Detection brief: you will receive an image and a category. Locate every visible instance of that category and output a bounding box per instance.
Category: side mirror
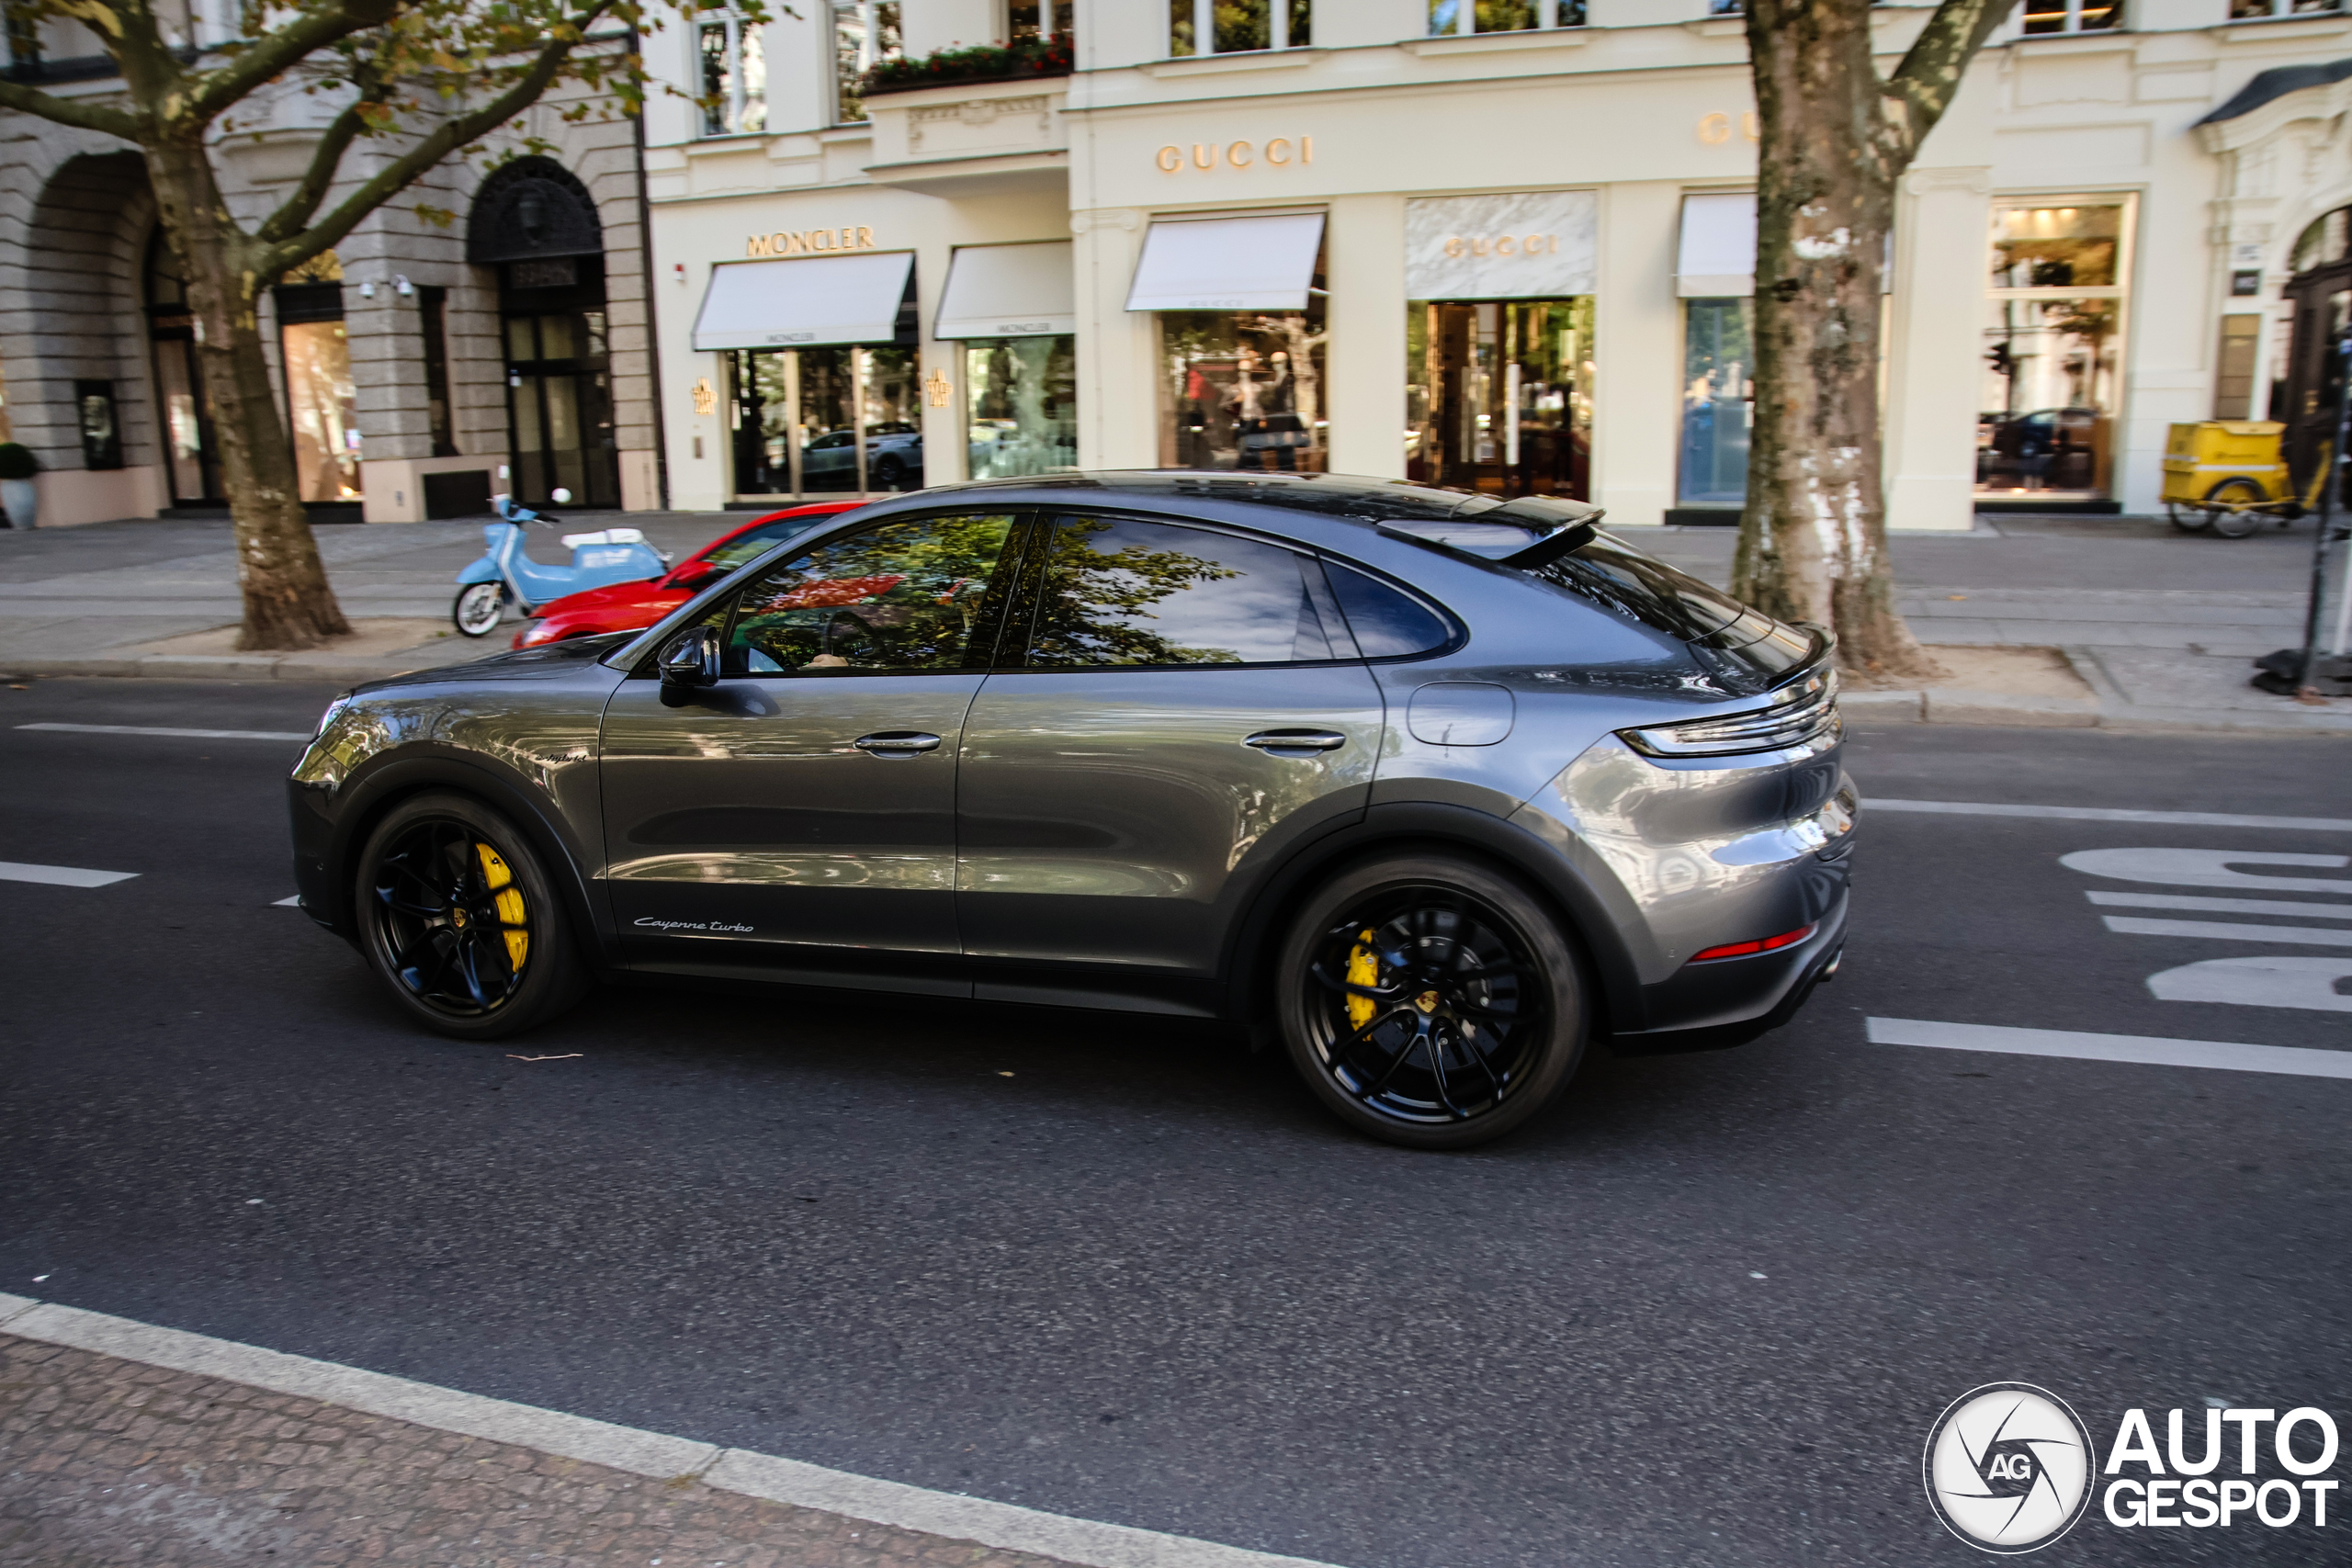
[658,626,721,705]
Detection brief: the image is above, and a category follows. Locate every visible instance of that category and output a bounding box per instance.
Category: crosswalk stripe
[1869,798,2352,832]
[2087,890,2352,919]
[0,862,139,888]
[17,722,311,742]
[1866,1017,2352,1080]
[2101,915,2352,948]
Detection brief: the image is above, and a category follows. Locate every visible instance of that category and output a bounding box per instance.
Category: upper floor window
[1430,0,1586,29]
[835,0,903,123]
[699,16,766,136]
[1008,0,1064,41]
[2231,0,2341,16]
[2020,0,2119,31]
[1169,0,1311,56]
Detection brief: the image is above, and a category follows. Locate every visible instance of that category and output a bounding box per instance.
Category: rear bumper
[1606,890,1848,1055]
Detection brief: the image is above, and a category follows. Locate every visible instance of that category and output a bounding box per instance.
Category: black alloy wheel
[1278,853,1587,1150]
[356,793,587,1039]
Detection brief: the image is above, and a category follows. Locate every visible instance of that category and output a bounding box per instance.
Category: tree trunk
[146,143,351,652]
[1732,0,1938,681]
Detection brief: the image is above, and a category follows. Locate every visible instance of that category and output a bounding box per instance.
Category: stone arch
[466,156,604,265]
[0,150,162,514]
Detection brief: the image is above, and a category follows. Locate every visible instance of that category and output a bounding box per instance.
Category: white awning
[1124,212,1327,313]
[1677,193,1756,298]
[691,250,916,351]
[934,241,1076,340]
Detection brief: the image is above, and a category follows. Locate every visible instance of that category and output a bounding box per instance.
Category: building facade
[0,16,660,526]
[642,0,2352,531]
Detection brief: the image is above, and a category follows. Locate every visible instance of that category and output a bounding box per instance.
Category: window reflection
[1024,515,1335,668]
[1406,297,1593,500]
[966,335,1077,479]
[1679,298,1751,507]
[1980,197,2131,501]
[729,345,922,498]
[729,513,1013,673]
[283,320,361,502]
[1159,308,1327,473]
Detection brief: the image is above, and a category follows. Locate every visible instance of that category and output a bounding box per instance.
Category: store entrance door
[2279,265,2352,497]
[1407,298,1593,500]
[500,255,619,508]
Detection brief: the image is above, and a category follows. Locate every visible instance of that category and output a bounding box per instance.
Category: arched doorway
[468,159,617,507]
[2279,207,2352,496]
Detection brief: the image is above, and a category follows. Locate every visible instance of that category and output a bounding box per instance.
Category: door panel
[956,511,1385,975]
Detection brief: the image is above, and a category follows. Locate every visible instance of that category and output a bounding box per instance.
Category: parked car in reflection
[801,423,924,492]
[511,501,862,649]
[299,472,1855,1150]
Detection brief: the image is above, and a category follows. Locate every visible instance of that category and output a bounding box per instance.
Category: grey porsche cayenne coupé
[289,472,1855,1148]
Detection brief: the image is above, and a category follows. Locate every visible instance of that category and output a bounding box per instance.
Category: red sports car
[511,501,865,649]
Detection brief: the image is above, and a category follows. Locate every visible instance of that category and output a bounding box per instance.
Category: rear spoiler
[1374,493,1605,568]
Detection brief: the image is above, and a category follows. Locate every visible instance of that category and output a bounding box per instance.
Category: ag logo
[1924,1383,2094,1553]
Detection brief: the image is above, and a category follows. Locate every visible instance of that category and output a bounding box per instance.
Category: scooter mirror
[550,488,573,504]
[658,626,721,706]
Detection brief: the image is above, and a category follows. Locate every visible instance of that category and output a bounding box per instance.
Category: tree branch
[0,74,141,138]
[1875,0,2018,173]
[175,0,396,129]
[261,10,609,279]
[255,67,389,243]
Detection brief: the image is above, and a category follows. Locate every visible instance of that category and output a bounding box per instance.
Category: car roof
[696,501,865,558]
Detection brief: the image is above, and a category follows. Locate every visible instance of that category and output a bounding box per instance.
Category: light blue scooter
[453,490,671,637]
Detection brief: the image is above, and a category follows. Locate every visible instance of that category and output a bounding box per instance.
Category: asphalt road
[2,677,2346,1568]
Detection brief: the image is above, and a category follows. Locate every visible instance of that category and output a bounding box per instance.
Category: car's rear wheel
[1276,852,1587,1149]
[356,792,589,1040]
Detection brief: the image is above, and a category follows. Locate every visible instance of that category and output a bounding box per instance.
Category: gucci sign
[1155,137,1315,173]
[1443,234,1563,259]
[1698,112,1761,145]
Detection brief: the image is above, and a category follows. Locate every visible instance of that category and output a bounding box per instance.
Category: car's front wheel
[356,792,589,1040]
[1276,852,1588,1150]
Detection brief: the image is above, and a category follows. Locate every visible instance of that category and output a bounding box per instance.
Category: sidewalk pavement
[0,509,2346,735]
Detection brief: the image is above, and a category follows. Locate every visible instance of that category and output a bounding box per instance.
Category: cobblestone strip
[0,1333,1079,1568]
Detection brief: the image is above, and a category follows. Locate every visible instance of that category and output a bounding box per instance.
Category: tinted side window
[726,513,1017,675]
[1325,562,1452,659]
[1022,515,1337,668]
[702,517,821,574]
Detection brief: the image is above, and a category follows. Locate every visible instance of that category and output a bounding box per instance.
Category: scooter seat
[561,528,646,547]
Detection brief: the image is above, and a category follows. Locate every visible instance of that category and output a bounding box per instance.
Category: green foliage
[1025,518,1242,668]
[730,513,1017,673]
[0,444,40,480]
[862,31,1071,98]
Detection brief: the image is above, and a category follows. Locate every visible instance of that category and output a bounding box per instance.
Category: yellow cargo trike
[2161,420,2322,538]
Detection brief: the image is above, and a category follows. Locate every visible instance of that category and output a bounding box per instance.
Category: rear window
[1529,535,1815,687]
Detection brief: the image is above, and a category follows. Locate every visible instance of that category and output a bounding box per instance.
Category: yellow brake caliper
[476,843,529,972]
[1345,928,1378,1030]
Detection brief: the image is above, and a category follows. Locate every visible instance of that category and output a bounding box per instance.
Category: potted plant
[0,443,38,530]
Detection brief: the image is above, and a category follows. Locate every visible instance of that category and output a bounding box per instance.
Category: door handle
[852,731,943,756]
[1243,729,1347,754]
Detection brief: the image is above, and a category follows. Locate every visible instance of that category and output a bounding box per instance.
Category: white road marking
[1866,1017,2352,1080]
[0,862,138,888]
[2148,957,2352,1013]
[2059,848,2352,892]
[2087,890,2352,919]
[17,722,311,741]
[0,1292,1345,1568]
[2101,915,2352,948]
[272,895,302,908]
[1871,799,2352,832]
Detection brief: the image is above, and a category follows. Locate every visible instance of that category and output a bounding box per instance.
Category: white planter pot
[0,478,35,529]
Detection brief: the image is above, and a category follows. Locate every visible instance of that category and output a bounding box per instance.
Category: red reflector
[1690,923,1815,964]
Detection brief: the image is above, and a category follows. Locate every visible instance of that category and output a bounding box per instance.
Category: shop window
[1406,298,1594,501]
[1429,1,1585,29]
[966,335,1077,479]
[145,228,221,504]
[1169,0,1310,56]
[728,345,925,498]
[834,0,902,123]
[75,380,120,470]
[2230,0,2341,15]
[1159,309,1328,474]
[1678,298,1751,509]
[1979,199,2131,501]
[698,15,766,136]
[420,286,457,457]
[2019,0,2119,32]
[276,259,363,504]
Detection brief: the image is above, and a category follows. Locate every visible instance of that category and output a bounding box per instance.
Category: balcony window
[834,0,902,124]
[2230,0,2341,16]
[1008,0,1062,41]
[1169,0,1311,57]
[697,17,765,136]
[1428,0,1586,30]
[2020,0,2120,32]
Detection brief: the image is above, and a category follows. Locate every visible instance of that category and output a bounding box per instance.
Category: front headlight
[313,692,355,739]
[1620,669,1839,759]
